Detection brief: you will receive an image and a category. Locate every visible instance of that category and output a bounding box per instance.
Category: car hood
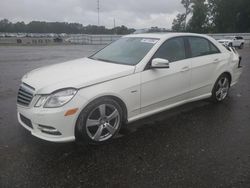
[22,57,135,94]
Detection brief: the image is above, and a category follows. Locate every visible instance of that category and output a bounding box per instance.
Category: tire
[211,74,230,103]
[75,97,123,144]
[239,43,244,49]
[229,43,233,47]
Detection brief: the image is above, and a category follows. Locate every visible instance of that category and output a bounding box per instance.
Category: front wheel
[75,97,123,144]
[211,74,230,102]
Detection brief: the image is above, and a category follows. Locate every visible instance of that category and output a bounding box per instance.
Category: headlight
[35,88,77,108]
[34,96,48,107]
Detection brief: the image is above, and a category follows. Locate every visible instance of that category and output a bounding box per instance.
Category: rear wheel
[75,97,123,144]
[239,43,244,49]
[211,74,230,102]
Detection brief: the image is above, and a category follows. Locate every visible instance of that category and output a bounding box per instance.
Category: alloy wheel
[85,104,120,142]
[215,77,229,101]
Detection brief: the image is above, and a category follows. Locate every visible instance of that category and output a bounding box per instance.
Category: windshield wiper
[89,57,134,66]
[89,57,118,64]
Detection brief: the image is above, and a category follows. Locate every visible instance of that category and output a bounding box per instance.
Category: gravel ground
[0,45,249,188]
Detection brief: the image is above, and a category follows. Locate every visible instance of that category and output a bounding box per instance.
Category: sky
[0,0,184,29]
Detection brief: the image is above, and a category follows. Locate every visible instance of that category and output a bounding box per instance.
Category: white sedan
[218,36,245,49]
[17,33,242,144]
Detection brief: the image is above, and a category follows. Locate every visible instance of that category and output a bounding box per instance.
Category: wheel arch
[74,95,128,137]
[222,71,232,86]
[214,70,232,88]
[104,95,128,123]
[211,71,232,102]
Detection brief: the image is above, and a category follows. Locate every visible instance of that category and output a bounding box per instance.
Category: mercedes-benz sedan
[17,33,242,144]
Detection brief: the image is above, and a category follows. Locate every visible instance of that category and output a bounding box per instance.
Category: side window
[210,42,220,54]
[154,37,186,62]
[188,37,220,57]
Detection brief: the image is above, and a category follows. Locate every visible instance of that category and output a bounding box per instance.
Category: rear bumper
[231,61,243,86]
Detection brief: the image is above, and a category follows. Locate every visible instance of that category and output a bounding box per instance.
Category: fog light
[38,124,62,135]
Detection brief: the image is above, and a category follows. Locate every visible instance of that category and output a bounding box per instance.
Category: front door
[140,37,191,114]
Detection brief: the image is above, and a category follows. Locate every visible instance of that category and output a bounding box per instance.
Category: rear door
[187,36,223,98]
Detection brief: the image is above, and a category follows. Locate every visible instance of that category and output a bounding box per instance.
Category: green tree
[14,21,26,32]
[181,0,192,29]
[211,0,250,32]
[172,14,186,31]
[112,25,135,35]
[172,0,192,31]
[187,0,209,33]
[0,19,135,34]
[192,0,250,33]
[0,19,12,32]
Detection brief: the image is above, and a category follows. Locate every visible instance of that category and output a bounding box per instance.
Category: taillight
[238,56,242,68]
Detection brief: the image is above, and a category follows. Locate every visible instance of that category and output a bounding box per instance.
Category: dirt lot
[0,45,250,188]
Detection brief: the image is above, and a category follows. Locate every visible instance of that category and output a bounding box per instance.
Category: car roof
[125,32,210,40]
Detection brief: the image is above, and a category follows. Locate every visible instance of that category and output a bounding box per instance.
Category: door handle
[181,66,190,72]
[213,59,221,64]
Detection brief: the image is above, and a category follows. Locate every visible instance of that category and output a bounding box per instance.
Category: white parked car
[17,33,242,144]
[218,36,245,49]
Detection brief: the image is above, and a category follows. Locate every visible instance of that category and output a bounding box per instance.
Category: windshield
[90,37,159,65]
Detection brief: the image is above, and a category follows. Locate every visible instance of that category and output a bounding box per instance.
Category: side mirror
[151,58,170,69]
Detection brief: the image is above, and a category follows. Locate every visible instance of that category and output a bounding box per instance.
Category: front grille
[20,114,33,129]
[17,83,35,106]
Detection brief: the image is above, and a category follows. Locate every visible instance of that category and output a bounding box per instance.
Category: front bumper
[17,95,86,143]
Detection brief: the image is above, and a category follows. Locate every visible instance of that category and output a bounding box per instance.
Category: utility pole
[97,0,100,26]
[113,18,116,34]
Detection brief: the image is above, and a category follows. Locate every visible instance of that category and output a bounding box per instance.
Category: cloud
[0,0,184,29]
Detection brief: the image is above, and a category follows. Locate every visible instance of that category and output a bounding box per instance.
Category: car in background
[17,33,242,144]
[218,36,245,49]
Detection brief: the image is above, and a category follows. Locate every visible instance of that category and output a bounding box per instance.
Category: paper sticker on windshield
[141,39,158,44]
